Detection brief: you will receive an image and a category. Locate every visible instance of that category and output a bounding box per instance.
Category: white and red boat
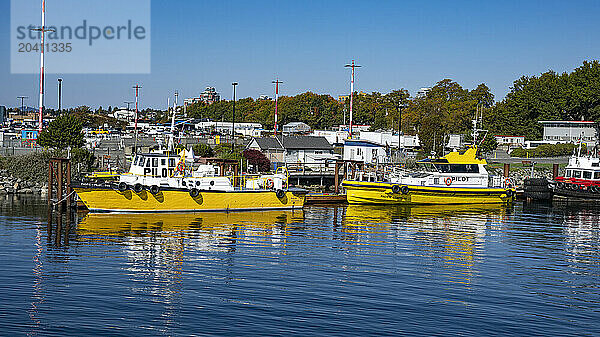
[554,146,600,199]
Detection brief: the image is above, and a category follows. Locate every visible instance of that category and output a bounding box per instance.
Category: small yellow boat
[342,146,515,205]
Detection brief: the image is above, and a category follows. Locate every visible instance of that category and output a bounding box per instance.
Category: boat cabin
[561,156,600,181]
[130,153,179,178]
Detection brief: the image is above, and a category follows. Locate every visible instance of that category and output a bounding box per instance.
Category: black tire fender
[391,184,401,194]
[400,186,409,195]
[149,185,160,195]
[276,189,285,199]
[189,188,200,198]
[118,182,128,192]
[133,183,144,193]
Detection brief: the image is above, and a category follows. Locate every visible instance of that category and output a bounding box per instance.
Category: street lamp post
[17,96,28,115]
[231,82,238,153]
[57,78,62,113]
[344,60,361,138]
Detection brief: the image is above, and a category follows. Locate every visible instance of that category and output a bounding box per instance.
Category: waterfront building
[538,121,597,147]
[246,135,338,166]
[343,139,391,164]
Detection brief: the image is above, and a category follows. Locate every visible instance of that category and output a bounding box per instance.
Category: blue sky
[1,0,599,110]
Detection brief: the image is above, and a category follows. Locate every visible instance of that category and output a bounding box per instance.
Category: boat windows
[565,169,572,177]
[161,159,166,166]
[573,170,582,178]
[152,158,159,167]
[145,158,151,167]
[169,158,176,167]
[595,172,600,179]
[435,164,479,173]
[583,171,593,179]
[593,162,600,167]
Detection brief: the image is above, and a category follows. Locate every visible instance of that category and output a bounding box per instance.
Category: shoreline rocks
[0,169,47,195]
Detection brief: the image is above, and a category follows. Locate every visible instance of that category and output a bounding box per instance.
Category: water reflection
[344,204,512,286]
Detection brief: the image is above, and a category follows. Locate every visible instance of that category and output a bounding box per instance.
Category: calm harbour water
[1,196,599,336]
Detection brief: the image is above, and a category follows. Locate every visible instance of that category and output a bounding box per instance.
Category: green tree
[192,143,214,157]
[37,114,84,149]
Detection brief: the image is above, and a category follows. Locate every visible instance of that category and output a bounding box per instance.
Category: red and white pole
[349,60,354,137]
[38,0,46,133]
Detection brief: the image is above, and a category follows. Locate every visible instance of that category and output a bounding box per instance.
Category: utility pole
[133,84,142,154]
[231,82,238,153]
[57,78,62,113]
[344,60,361,138]
[272,79,283,135]
[124,101,134,111]
[17,96,28,115]
[31,0,55,133]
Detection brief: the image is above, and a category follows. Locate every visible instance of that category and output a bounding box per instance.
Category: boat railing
[224,174,290,190]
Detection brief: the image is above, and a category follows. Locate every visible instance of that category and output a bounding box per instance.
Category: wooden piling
[334,161,340,194]
[552,163,559,179]
[503,163,510,178]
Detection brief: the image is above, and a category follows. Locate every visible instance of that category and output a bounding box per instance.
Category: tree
[37,114,84,149]
[243,149,271,172]
[192,143,214,158]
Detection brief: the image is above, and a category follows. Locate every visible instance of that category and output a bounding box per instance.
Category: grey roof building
[246,135,338,164]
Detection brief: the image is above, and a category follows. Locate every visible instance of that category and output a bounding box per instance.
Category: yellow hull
[342,180,515,205]
[74,187,306,213]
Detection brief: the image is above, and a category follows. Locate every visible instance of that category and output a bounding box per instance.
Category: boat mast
[168,91,178,151]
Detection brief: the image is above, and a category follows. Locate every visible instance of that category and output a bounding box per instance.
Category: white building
[416,87,431,99]
[539,121,597,147]
[194,121,264,137]
[343,139,391,164]
[283,122,311,134]
[310,130,349,145]
[111,109,136,121]
[358,131,420,149]
[495,135,525,149]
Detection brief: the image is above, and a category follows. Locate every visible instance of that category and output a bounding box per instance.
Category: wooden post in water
[57,160,63,212]
[334,161,340,194]
[503,163,510,178]
[47,161,53,206]
[48,158,72,212]
[552,163,559,179]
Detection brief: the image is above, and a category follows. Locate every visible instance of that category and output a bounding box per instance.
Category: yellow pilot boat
[74,149,307,213]
[342,146,516,205]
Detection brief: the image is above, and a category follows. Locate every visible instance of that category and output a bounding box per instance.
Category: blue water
[1,196,599,336]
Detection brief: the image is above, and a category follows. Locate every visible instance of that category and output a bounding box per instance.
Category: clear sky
[1,0,599,110]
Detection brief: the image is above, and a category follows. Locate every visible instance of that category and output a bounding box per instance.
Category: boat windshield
[434,164,480,173]
[418,163,438,172]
